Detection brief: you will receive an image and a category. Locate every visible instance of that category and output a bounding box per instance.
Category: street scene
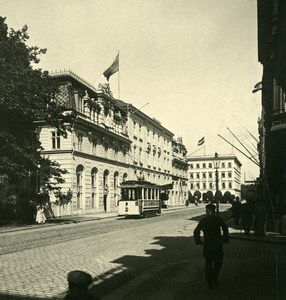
[1,1,286,299]
[0,205,285,300]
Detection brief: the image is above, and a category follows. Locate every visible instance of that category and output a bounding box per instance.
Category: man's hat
[205,203,216,212]
[67,270,93,287]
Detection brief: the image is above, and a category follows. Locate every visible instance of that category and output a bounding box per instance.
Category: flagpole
[203,139,205,155]
[118,50,120,99]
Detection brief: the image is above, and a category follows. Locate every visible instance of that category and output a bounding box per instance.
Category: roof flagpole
[118,50,120,99]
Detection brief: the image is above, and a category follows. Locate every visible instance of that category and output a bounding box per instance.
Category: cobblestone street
[0,207,286,299]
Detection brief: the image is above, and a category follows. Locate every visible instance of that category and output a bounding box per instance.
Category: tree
[206,190,214,202]
[194,190,201,202]
[223,191,232,203]
[0,17,74,177]
[0,17,73,219]
[215,190,223,203]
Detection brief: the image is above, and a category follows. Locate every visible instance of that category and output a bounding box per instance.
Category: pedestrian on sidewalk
[193,203,229,289]
[240,199,253,235]
[194,196,199,206]
[231,196,242,226]
[35,204,46,224]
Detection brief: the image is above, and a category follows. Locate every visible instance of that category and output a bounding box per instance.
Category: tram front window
[128,189,137,200]
[122,189,128,200]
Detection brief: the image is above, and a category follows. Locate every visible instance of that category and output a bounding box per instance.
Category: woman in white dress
[35,204,46,224]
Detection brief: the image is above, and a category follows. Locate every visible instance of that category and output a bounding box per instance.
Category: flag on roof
[103,53,119,81]
[198,137,205,146]
[252,81,262,93]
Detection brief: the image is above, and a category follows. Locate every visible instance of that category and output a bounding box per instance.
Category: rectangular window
[114,150,119,160]
[209,163,212,168]
[196,163,200,168]
[228,162,232,168]
[92,142,97,155]
[202,163,206,168]
[228,172,232,178]
[52,131,61,149]
[104,147,108,158]
[78,133,83,151]
[221,162,225,168]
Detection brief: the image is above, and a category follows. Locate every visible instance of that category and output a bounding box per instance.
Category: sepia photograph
[0,0,286,299]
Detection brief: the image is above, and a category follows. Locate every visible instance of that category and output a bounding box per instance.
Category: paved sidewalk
[101,218,286,300]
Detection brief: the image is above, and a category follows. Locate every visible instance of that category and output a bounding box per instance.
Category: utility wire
[218,134,259,167]
[227,127,259,164]
[233,115,259,143]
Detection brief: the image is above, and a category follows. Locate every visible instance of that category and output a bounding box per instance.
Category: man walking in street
[232,196,242,226]
[194,203,229,289]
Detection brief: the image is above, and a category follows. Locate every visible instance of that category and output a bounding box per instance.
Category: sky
[1,0,262,181]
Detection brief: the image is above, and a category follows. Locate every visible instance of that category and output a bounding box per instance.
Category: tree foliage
[0,17,72,181]
[194,190,201,201]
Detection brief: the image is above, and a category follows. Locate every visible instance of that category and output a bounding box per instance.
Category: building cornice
[75,115,131,144]
[187,154,242,167]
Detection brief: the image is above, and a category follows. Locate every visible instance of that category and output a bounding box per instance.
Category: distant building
[186,154,242,200]
[171,138,189,206]
[37,70,188,216]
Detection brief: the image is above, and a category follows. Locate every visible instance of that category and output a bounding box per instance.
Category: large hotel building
[38,71,188,216]
[186,154,242,199]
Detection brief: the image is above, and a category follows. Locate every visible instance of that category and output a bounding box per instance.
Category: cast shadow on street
[88,235,202,299]
[0,210,274,300]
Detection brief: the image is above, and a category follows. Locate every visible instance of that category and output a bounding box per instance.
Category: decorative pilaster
[82,90,91,117]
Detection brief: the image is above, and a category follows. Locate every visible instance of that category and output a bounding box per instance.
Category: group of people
[231,196,253,234]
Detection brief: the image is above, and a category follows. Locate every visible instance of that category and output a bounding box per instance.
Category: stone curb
[0,206,191,235]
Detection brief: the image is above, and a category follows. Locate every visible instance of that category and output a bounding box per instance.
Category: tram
[118,180,167,217]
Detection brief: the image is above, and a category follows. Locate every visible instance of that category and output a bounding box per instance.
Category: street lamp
[213,152,220,214]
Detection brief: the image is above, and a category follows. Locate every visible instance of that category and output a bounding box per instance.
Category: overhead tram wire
[227,127,259,164]
[236,127,258,154]
[186,146,204,158]
[118,102,150,124]
[218,134,259,167]
[233,115,259,143]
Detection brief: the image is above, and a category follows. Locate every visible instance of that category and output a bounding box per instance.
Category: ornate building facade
[170,138,189,206]
[38,71,188,216]
[257,0,286,224]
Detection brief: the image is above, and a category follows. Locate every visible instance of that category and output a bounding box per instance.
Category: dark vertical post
[214,152,220,214]
[215,168,219,214]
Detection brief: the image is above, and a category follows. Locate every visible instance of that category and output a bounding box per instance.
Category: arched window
[123,173,128,182]
[114,171,119,206]
[103,169,109,188]
[76,165,84,209]
[91,167,98,208]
